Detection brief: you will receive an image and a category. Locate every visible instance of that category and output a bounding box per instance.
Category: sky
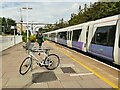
[0,0,98,24]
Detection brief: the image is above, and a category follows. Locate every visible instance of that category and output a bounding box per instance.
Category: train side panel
[118,19,120,65]
[71,23,88,52]
[87,15,118,62]
[114,16,120,65]
[67,30,73,48]
[72,26,83,50]
[57,31,67,46]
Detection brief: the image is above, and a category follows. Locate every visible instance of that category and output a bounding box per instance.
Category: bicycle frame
[28,49,49,64]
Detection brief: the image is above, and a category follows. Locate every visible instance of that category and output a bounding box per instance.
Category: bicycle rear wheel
[19,57,32,75]
[45,54,60,70]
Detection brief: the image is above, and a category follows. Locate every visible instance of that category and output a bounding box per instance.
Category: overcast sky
[0,0,98,24]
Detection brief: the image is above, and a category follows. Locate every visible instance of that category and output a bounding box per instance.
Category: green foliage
[29,35,36,42]
[1,17,16,35]
[69,2,120,25]
[22,31,27,42]
[22,30,35,42]
[44,2,120,33]
[0,17,2,35]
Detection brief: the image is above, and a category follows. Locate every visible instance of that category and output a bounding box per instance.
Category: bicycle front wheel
[45,54,60,70]
[19,57,32,75]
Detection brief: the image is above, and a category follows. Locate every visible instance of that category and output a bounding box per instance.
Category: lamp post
[22,6,32,42]
[20,8,23,35]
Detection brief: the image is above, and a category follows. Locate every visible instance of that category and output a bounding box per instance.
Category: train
[44,14,120,65]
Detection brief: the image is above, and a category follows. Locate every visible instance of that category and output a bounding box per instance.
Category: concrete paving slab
[2,72,20,79]
[2,78,9,87]
[77,79,101,88]
[48,80,63,88]
[3,86,23,88]
[54,68,63,74]
[72,67,91,73]
[61,81,82,88]
[5,76,31,87]
[32,68,47,73]
[80,74,99,80]
[0,82,2,89]
[60,64,75,67]
[29,82,48,88]
[93,79,113,88]
[56,74,82,81]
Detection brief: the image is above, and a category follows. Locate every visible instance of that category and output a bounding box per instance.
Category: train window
[58,32,67,40]
[49,34,52,37]
[44,34,48,38]
[91,25,116,46]
[107,25,116,46]
[51,33,56,38]
[67,31,69,40]
[72,29,82,41]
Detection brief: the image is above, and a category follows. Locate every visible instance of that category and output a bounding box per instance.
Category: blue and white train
[44,14,120,65]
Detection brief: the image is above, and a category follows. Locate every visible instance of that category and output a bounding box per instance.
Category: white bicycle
[19,47,60,75]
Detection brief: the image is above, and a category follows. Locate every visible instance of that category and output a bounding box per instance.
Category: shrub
[29,35,36,42]
[22,34,27,42]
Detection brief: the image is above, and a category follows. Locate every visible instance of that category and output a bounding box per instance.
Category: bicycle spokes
[45,54,60,70]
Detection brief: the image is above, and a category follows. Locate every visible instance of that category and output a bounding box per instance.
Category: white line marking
[70,73,93,76]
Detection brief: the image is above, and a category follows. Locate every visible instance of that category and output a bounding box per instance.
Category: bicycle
[19,47,60,75]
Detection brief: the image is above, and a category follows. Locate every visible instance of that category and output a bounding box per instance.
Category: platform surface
[1,41,119,89]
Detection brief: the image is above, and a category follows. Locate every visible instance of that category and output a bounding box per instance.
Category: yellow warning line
[63,52,119,89]
[63,50,120,89]
[48,41,120,89]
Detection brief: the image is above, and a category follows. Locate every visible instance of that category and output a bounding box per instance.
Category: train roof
[93,14,120,24]
[44,14,120,34]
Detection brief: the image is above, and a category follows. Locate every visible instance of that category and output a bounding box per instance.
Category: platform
[1,41,120,89]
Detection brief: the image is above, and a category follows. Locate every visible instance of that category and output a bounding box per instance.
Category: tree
[2,17,7,34]
[1,17,16,35]
[44,2,120,32]
[0,17,2,35]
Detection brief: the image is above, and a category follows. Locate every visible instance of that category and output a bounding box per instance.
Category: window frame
[58,31,67,40]
[91,25,116,47]
[72,29,82,41]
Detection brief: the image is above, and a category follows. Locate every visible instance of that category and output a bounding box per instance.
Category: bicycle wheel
[45,54,60,70]
[19,57,32,75]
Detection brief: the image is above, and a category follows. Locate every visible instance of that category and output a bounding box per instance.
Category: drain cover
[32,71,57,83]
[61,67,76,73]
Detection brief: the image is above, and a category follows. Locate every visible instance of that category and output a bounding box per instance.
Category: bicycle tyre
[19,57,32,75]
[45,54,60,70]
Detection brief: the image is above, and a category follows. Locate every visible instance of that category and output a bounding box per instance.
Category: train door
[67,31,72,47]
[118,20,120,64]
[118,35,120,64]
[89,21,117,62]
[113,18,120,65]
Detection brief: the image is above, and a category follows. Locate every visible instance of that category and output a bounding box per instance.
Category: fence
[0,35,22,51]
